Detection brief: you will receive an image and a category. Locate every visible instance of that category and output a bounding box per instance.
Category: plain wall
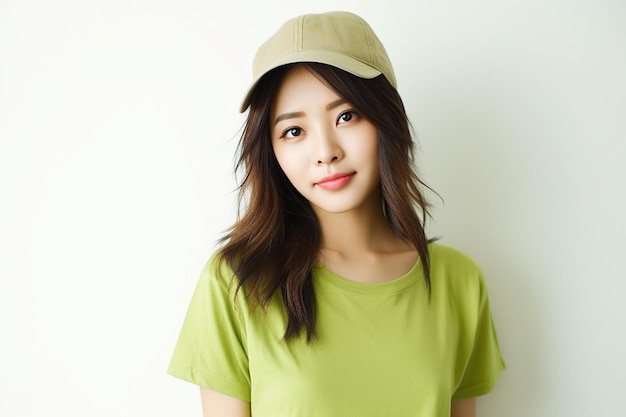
[1,0,625,416]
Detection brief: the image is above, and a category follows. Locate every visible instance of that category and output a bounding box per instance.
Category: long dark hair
[219,63,432,342]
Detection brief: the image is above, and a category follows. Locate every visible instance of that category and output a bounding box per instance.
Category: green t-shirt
[168,243,505,416]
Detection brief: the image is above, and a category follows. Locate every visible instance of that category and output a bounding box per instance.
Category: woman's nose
[313,127,344,165]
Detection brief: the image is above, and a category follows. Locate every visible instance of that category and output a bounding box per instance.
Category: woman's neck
[313,195,418,283]
[314,192,411,257]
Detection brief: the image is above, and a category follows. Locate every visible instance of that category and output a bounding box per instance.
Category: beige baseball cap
[240,11,397,112]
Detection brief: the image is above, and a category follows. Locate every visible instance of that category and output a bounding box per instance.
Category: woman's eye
[282,127,302,138]
[338,111,354,124]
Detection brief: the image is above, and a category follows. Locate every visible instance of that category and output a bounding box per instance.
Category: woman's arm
[200,387,250,417]
[451,397,476,417]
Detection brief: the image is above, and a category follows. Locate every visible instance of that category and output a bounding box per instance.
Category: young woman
[169,11,505,417]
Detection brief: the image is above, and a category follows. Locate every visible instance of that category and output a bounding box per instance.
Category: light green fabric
[168,243,505,416]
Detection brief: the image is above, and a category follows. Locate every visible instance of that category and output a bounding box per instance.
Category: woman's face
[270,65,380,216]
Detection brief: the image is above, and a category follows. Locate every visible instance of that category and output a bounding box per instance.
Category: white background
[1,0,625,416]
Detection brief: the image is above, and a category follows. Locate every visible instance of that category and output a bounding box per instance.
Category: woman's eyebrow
[274,111,304,126]
[273,99,348,126]
[326,98,347,110]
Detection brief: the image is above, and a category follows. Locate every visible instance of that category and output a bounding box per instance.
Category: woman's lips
[315,173,355,191]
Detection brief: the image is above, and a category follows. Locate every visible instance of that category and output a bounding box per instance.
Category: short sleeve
[167,256,251,401]
[452,273,505,401]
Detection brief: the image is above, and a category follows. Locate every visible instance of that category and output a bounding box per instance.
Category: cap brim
[239,50,383,113]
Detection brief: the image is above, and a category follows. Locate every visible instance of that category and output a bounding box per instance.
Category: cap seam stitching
[296,15,304,52]
[357,17,375,67]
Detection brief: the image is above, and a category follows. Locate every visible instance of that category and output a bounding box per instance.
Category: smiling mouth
[316,173,355,191]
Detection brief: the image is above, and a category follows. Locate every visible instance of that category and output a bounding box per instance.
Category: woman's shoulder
[428,242,481,270]
[427,242,486,291]
[197,250,238,290]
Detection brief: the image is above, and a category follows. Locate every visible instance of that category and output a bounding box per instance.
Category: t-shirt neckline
[312,256,424,295]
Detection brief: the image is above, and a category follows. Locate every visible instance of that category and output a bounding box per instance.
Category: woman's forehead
[271,65,344,116]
